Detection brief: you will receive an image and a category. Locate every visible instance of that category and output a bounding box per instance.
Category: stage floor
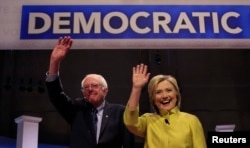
[0,136,67,148]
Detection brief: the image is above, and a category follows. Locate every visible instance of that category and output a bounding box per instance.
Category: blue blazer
[46,77,135,148]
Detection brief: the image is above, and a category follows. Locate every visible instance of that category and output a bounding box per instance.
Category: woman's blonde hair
[147,75,181,113]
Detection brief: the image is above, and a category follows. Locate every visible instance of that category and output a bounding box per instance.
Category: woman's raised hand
[132,63,150,89]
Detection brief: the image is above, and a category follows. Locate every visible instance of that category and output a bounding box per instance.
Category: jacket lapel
[99,102,112,138]
[83,104,96,139]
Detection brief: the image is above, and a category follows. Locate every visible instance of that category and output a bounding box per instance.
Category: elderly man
[45,36,135,148]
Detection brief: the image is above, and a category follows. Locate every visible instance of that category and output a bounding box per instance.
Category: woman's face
[153,80,177,111]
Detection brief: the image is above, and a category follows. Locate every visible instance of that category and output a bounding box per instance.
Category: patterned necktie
[91,108,98,135]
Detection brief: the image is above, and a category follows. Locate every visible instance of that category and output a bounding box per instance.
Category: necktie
[91,108,98,135]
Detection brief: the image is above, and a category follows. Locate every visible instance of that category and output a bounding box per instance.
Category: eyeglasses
[82,83,102,91]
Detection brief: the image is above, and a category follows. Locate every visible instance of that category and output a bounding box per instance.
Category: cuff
[45,72,59,82]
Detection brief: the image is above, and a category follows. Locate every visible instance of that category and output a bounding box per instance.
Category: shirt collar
[96,100,105,112]
[159,106,180,117]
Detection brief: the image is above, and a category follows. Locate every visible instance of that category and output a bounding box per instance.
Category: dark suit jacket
[46,77,135,148]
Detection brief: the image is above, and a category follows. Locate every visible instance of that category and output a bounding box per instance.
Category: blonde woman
[124,63,206,148]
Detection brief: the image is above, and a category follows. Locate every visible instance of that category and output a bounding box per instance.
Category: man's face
[82,77,108,107]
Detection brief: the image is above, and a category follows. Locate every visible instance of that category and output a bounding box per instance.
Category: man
[45,36,135,148]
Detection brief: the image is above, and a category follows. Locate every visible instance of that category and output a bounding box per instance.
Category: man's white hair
[81,74,108,88]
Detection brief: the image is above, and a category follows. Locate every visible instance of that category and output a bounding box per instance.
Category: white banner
[1,0,250,50]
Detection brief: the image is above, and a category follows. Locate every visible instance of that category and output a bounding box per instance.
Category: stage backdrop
[1,0,250,49]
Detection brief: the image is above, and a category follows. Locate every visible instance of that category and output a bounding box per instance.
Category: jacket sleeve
[123,105,147,138]
[117,104,135,148]
[122,121,136,148]
[190,115,207,148]
[45,77,76,124]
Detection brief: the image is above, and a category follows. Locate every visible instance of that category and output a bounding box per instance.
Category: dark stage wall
[0,49,250,146]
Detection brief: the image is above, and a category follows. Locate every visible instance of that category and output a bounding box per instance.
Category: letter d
[28,13,51,34]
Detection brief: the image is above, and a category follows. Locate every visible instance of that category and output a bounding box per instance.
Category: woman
[124,63,207,148]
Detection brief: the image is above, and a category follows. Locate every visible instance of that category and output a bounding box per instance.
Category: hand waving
[48,36,73,74]
[132,63,150,89]
[50,36,73,63]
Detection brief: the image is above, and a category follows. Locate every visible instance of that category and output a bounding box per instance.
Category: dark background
[0,49,250,146]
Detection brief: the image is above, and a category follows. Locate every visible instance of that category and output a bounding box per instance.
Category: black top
[46,77,135,148]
